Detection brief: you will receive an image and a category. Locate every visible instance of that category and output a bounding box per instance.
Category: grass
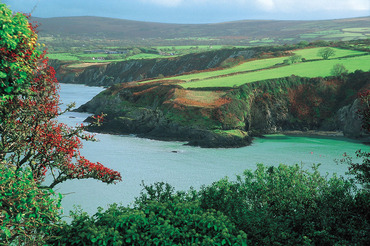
[342,28,370,33]
[293,47,365,60]
[181,55,370,88]
[47,53,80,61]
[143,47,368,85]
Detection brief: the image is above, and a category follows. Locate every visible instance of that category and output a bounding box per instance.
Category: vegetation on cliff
[80,69,369,147]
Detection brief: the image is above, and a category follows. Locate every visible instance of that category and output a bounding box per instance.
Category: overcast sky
[3,0,369,23]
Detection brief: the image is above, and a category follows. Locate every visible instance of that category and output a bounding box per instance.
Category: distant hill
[32,16,370,45]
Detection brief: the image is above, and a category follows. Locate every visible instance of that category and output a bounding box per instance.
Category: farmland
[46,45,229,63]
[143,47,369,88]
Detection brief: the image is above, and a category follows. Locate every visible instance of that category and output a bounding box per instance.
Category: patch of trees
[49,162,370,245]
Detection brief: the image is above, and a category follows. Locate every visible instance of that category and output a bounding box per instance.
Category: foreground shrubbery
[49,163,370,245]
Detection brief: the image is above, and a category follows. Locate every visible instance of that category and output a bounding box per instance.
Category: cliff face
[77,71,370,148]
[50,49,255,86]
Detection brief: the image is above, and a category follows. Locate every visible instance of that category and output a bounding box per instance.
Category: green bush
[49,164,370,245]
[49,188,247,245]
[199,163,370,245]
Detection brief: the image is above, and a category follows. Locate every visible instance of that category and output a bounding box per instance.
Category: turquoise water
[57,84,369,218]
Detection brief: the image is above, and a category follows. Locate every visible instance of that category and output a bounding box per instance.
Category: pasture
[144,47,369,88]
[181,55,370,88]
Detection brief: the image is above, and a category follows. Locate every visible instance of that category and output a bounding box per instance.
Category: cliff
[77,71,370,148]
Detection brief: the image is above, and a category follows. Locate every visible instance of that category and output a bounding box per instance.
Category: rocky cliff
[77,71,369,148]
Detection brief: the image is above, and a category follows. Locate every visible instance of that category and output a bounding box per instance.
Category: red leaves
[69,157,122,184]
[1,15,122,188]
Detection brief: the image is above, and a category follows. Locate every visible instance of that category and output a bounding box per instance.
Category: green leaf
[2,227,12,238]
[4,86,13,93]
[16,213,22,222]
[0,71,6,78]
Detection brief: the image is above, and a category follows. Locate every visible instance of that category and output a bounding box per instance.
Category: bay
[57,83,369,219]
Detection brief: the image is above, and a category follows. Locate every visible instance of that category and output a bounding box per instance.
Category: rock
[337,99,366,138]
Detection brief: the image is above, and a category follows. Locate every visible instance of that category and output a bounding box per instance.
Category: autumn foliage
[1,4,121,243]
[0,5,121,189]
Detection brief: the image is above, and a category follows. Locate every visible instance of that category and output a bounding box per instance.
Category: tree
[331,63,348,77]
[0,166,61,245]
[288,54,302,64]
[0,3,121,244]
[317,47,335,60]
[0,3,121,189]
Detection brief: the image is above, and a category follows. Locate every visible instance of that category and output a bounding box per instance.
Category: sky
[2,0,369,24]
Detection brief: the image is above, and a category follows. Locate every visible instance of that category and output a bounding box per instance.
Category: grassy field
[143,47,368,87]
[182,55,370,88]
[46,45,231,62]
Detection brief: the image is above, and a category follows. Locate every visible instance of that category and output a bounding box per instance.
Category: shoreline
[275,130,370,145]
[280,130,344,137]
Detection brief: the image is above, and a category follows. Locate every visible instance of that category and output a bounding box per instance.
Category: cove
[57,83,369,219]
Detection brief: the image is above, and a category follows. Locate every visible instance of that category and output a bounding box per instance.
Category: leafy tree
[0,166,61,245]
[0,3,121,189]
[330,63,348,77]
[317,47,335,59]
[0,3,121,244]
[0,4,38,102]
[288,54,302,64]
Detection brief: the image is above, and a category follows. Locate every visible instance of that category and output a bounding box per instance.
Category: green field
[144,47,368,87]
[47,53,80,61]
[182,55,370,88]
[46,45,233,62]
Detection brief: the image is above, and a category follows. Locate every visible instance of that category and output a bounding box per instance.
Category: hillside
[70,41,369,147]
[33,16,370,46]
[78,71,369,147]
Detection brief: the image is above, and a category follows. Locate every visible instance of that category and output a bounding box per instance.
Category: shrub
[199,163,370,245]
[49,183,247,245]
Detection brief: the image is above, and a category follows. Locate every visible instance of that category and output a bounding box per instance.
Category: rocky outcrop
[50,49,255,86]
[81,101,251,148]
[77,71,369,148]
[337,99,367,138]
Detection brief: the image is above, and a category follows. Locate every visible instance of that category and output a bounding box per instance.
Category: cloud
[253,0,370,12]
[140,0,184,7]
[255,0,275,11]
[140,0,369,12]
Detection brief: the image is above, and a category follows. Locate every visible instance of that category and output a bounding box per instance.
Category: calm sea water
[57,83,369,218]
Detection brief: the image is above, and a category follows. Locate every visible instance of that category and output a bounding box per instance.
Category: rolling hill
[33,16,370,45]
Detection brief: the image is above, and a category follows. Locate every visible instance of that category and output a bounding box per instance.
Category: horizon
[2,0,369,24]
[30,14,370,25]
